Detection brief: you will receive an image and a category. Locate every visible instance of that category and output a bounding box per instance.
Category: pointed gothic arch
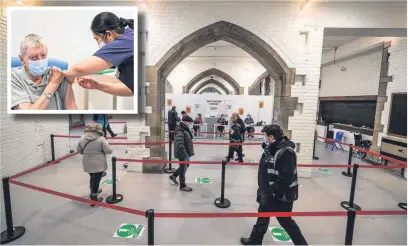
[192,78,230,95]
[199,87,222,95]
[184,68,239,94]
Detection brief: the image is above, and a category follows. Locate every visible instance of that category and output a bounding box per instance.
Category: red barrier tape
[9,180,146,216]
[54,135,128,140]
[10,152,79,180]
[316,136,407,168]
[109,142,169,146]
[166,130,264,136]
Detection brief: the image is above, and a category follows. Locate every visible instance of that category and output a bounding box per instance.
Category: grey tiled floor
[1,137,406,245]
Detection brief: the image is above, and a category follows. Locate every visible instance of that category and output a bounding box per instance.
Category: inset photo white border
[7,6,138,114]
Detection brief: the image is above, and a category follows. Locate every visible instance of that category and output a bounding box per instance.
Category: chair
[11,57,69,110]
[326,131,344,151]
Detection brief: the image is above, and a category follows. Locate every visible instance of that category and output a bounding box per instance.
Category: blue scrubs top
[93,28,134,94]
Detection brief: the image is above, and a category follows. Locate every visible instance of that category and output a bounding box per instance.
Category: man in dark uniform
[167,106,178,141]
[240,124,307,245]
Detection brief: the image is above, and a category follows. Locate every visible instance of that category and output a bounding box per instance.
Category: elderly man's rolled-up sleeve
[11,71,31,109]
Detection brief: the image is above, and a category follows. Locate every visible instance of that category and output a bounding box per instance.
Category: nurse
[63,12,134,96]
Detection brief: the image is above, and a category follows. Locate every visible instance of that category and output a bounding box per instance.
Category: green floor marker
[195,177,212,184]
[101,178,121,185]
[269,227,292,242]
[298,183,303,188]
[317,168,333,174]
[113,224,146,239]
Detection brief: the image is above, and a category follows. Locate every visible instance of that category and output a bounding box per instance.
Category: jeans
[89,172,104,194]
[173,157,190,188]
[249,197,308,245]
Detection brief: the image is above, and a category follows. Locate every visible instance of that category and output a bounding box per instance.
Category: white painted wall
[379,37,407,146]
[167,58,266,95]
[166,94,273,124]
[9,7,136,110]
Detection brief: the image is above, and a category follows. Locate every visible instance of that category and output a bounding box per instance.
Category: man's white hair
[20,34,46,57]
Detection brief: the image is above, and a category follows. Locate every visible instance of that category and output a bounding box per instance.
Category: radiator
[380,135,407,162]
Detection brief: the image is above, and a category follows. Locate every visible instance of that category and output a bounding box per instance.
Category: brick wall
[379,37,407,145]
[0,8,70,179]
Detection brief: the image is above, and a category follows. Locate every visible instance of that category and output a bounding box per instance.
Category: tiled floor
[1,135,406,245]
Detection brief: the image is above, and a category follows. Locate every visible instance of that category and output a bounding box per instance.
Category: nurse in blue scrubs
[63,12,134,96]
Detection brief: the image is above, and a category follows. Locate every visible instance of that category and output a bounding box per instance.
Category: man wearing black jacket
[167,106,178,141]
[232,112,246,159]
[240,124,307,245]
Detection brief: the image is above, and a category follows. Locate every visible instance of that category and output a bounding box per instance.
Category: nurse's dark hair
[91,12,134,36]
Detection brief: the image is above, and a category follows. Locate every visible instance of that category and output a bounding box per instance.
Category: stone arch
[165,79,173,93]
[199,87,222,95]
[192,78,230,95]
[249,71,269,95]
[146,20,297,160]
[184,68,240,94]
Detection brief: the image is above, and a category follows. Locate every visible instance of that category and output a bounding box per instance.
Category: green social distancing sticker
[101,178,121,185]
[316,168,333,174]
[298,183,303,188]
[269,227,292,242]
[195,177,212,184]
[113,224,146,239]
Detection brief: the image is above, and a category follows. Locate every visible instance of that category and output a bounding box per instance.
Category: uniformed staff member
[240,124,308,245]
[63,12,134,96]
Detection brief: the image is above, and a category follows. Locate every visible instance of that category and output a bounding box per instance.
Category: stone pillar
[264,76,271,95]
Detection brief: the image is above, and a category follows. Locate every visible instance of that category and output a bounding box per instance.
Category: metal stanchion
[1,177,26,244]
[106,157,124,204]
[214,160,231,208]
[398,202,407,210]
[50,134,55,162]
[344,207,357,245]
[146,209,155,245]
[341,164,361,211]
[164,139,175,173]
[313,131,319,160]
[342,146,353,177]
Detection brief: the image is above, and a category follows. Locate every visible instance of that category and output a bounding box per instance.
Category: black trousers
[193,126,200,136]
[103,124,115,137]
[173,158,189,188]
[168,124,176,141]
[227,146,243,161]
[89,172,104,194]
[250,198,308,245]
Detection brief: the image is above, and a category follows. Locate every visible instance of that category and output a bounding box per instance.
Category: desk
[245,124,264,139]
[213,124,228,139]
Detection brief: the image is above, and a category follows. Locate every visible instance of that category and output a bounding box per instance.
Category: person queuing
[232,112,246,159]
[244,114,255,138]
[63,12,134,96]
[93,114,117,137]
[240,124,307,245]
[168,118,195,192]
[77,124,113,206]
[193,113,203,137]
[226,115,244,163]
[181,110,194,123]
[167,106,178,141]
[216,114,226,137]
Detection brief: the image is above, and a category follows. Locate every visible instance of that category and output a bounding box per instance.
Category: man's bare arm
[64,84,78,110]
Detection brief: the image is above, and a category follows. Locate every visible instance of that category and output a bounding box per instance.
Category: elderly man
[11,34,77,110]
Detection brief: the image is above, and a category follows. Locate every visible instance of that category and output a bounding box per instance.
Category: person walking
[226,115,244,163]
[168,119,195,192]
[193,113,203,137]
[240,124,307,245]
[232,112,246,159]
[77,124,113,207]
[93,114,117,138]
[167,106,178,141]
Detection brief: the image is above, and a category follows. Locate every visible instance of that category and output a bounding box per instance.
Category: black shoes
[169,175,179,185]
[102,172,106,177]
[90,194,103,207]
[240,238,262,245]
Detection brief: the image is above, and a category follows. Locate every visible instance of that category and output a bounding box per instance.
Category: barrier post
[342,146,353,177]
[146,209,154,245]
[214,160,231,208]
[312,131,319,160]
[106,157,124,204]
[344,207,357,245]
[164,139,175,173]
[1,177,26,244]
[50,134,55,162]
[398,202,407,210]
[341,164,361,211]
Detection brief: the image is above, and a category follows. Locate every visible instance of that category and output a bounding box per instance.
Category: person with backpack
[226,115,244,163]
[240,124,307,245]
[77,124,113,206]
[193,113,203,137]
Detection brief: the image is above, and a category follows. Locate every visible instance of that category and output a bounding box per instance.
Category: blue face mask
[28,58,48,76]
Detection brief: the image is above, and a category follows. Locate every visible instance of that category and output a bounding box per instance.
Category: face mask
[28,58,48,76]
[98,41,106,49]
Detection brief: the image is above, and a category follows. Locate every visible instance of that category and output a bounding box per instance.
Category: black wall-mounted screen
[388,93,407,137]
[319,100,376,129]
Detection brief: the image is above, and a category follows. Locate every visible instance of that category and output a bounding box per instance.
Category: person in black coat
[181,111,194,123]
[226,116,244,162]
[240,124,307,245]
[167,106,178,141]
[232,112,246,159]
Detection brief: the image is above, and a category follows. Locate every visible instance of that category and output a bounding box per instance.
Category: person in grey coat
[77,123,113,206]
[169,120,195,191]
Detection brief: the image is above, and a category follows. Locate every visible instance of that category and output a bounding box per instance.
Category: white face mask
[98,41,106,49]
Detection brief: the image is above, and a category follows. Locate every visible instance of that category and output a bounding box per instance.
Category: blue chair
[326,131,345,151]
[11,57,69,110]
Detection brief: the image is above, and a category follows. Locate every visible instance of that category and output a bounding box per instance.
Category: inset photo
[7,6,138,114]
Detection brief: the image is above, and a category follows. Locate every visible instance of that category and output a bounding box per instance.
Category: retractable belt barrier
[1,133,406,245]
